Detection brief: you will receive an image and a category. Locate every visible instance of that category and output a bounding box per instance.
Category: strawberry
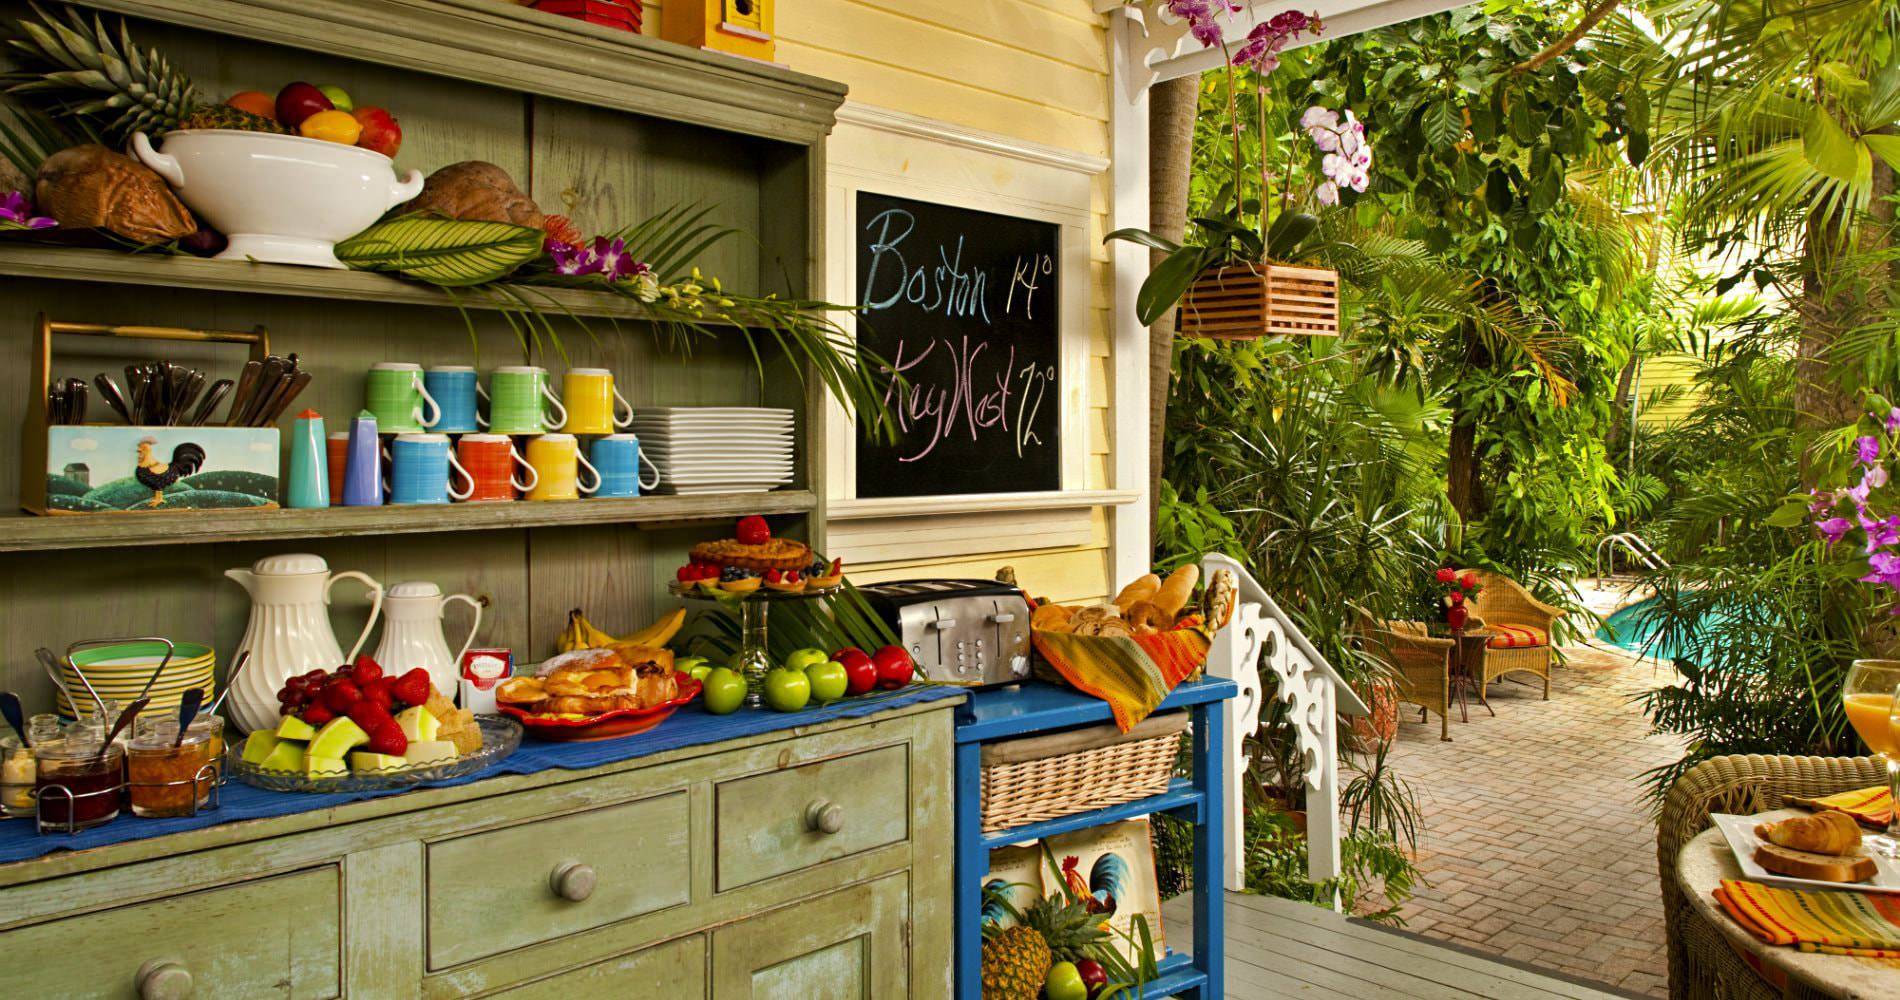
[367,720,408,756]
[322,678,363,713]
[736,515,770,545]
[301,703,335,726]
[360,678,394,712]
[765,568,783,583]
[391,667,433,708]
[350,654,383,684]
[677,564,694,583]
[348,699,391,733]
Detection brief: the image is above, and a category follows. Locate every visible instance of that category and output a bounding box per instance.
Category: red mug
[326,432,350,506]
[456,434,539,502]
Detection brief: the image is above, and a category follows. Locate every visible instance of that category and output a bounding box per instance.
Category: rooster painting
[134,436,205,507]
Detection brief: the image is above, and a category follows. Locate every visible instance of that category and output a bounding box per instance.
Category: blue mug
[589,434,660,499]
[387,433,472,505]
[424,365,485,434]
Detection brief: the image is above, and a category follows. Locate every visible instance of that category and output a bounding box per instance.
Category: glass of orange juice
[1842,660,1900,856]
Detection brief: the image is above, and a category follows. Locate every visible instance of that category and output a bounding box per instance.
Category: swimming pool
[1595,594,1740,661]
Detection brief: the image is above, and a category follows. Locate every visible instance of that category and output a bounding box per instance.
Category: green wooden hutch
[0,1,960,994]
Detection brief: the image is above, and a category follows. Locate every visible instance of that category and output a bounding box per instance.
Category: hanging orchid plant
[1106,5,1366,325]
[1793,401,1900,609]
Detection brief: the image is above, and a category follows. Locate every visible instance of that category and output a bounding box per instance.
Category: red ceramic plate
[499,673,702,742]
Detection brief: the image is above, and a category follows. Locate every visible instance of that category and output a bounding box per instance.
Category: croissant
[1757,810,1862,856]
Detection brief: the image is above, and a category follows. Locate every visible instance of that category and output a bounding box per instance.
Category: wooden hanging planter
[1178,262,1339,340]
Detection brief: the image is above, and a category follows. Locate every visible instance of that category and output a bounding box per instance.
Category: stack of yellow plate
[57,641,216,718]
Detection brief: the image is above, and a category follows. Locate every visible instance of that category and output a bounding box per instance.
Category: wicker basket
[1179,262,1339,339]
[978,712,1188,834]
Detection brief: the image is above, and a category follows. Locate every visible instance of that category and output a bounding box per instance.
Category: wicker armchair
[1657,753,1887,999]
[1466,570,1557,701]
[1354,611,1454,741]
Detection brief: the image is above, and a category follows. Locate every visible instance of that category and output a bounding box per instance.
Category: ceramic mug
[365,362,441,434]
[386,433,472,505]
[424,365,486,434]
[563,368,634,435]
[456,434,539,502]
[589,434,661,499]
[326,431,351,506]
[524,433,599,501]
[487,366,567,435]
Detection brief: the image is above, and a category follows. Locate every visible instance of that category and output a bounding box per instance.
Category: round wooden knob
[136,960,193,1000]
[550,861,597,902]
[806,799,844,835]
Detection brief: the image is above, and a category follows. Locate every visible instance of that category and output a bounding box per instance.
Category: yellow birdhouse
[661,0,776,63]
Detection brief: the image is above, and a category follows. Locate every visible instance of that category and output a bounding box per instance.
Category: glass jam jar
[189,713,225,761]
[1,735,35,818]
[126,720,213,818]
[35,739,124,831]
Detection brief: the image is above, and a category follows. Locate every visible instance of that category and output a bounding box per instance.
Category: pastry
[1124,600,1172,632]
[1113,573,1162,612]
[720,567,762,594]
[1075,616,1136,638]
[763,568,807,593]
[1031,603,1075,632]
[502,646,678,717]
[1757,811,1862,856]
[1153,565,1200,618]
[692,516,812,572]
[807,556,845,588]
[1205,569,1238,630]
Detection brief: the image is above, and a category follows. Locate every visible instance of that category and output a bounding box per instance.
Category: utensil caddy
[22,315,280,515]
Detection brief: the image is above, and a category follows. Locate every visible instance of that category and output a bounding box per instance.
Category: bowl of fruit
[130,82,419,269]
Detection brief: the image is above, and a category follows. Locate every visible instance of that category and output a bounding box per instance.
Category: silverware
[268,370,313,424]
[240,355,290,426]
[173,688,204,747]
[208,651,249,716]
[66,377,87,424]
[171,369,205,425]
[191,378,233,426]
[0,692,27,746]
[95,698,148,763]
[95,373,132,423]
[225,359,263,426]
[34,647,77,710]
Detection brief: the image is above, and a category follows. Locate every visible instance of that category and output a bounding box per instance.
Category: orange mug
[456,434,538,502]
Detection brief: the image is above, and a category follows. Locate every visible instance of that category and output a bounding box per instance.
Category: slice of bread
[1754,842,1878,883]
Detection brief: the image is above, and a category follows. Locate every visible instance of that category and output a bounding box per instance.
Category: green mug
[487,365,567,435]
[365,362,440,433]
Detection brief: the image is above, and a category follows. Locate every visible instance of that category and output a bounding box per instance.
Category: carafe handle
[326,570,385,662]
[442,593,486,664]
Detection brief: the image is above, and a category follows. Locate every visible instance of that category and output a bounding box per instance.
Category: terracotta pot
[1349,678,1399,748]
[1178,262,1340,340]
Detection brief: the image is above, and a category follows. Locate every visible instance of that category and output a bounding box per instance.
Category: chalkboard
[854,191,1061,498]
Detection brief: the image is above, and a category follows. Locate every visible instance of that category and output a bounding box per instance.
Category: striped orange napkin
[1031,626,1208,733]
[1791,786,1893,827]
[1717,879,1900,957]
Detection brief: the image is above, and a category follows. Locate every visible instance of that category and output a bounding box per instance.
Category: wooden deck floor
[1161,891,1640,999]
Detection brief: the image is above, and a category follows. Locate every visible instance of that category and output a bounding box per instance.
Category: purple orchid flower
[1818,516,1856,545]
[1232,10,1322,74]
[0,190,55,229]
[1862,550,1900,588]
[1857,435,1881,465]
[548,239,596,276]
[1887,407,1900,433]
[1864,514,1900,553]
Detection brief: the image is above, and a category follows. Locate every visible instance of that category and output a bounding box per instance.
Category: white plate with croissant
[1713,812,1900,892]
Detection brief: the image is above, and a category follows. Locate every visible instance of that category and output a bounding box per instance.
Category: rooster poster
[1044,819,1166,965]
[41,426,279,513]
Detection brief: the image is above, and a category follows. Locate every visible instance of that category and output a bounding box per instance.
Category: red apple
[871,645,914,690]
[275,81,333,129]
[834,647,876,695]
[352,106,403,158]
[1074,958,1108,998]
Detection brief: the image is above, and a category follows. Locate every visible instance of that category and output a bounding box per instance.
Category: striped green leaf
[336,216,544,287]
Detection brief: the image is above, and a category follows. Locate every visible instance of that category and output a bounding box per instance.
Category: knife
[241,356,290,426]
[190,378,233,426]
[259,370,313,426]
[225,359,263,426]
[171,369,205,425]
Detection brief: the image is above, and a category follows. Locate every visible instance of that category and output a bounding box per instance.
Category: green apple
[762,666,811,712]
[240,729,282,764]
[274,715,316,741]
[307,717,369,760]
[1045,961,1087,1000]
[403,740,457,765]
[806,660,849,703]
[702,667,747,715]
[784,647,830,673]
[395,705,439,742]
[259,740,305,772]
[349,751,407,772]
[676,655,711,680]
[316,84,353,112]
[304,755,347,778]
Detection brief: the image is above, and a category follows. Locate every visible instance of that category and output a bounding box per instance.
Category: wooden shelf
[0,489,815,552]
[0,246,661,321]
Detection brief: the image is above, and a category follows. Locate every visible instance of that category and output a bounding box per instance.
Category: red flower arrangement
[1432,566,1483,628]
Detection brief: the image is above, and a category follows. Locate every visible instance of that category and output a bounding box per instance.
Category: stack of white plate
[630,407,795,495]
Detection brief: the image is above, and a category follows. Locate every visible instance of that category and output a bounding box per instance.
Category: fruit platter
[229,655,521,792]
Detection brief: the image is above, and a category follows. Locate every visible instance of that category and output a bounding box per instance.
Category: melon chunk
[395,705,439,743]
[307,717,369,760]
[349,751,408,772]
[259,740,305,772]
[403,740,457,766]
[304,755,346,777]
[274,715,317,741]
[241,729,282,764]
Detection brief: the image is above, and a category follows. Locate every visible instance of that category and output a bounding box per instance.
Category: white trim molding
[829,489,1140,521]
[1105,0,1476,87]
[834,102,1110,176]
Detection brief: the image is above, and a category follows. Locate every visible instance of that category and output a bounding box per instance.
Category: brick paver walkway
[1384,643,1684,998]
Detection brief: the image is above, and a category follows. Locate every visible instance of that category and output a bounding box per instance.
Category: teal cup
[487,365,567,435]
[365,362,440,434]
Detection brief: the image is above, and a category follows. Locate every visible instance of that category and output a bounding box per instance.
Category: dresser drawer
[495,934,706,998]
[427,790,692,969]
[1,866,340,999]
[714,744,910,891]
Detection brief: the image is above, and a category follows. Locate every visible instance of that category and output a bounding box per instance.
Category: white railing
[1201,553,1369,903]
[1594,531,1669,579]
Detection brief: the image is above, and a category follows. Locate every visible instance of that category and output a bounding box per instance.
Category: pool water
[1595,594,1736,661]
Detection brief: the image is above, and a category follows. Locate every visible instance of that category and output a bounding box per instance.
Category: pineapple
[4,5,198,138]
[1021,892,1111,963]
[178,105,288,135]
[979,925,1050,1000]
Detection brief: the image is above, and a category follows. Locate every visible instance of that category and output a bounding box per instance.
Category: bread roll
[1124,600,1172,632]
[1153,565,1200,617]
[1032,603,1075,632]
[1757,810,1862,856]
[1113,573,1162,611]
[1753,842,1876,883]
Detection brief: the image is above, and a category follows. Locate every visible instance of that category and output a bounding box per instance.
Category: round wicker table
[1678,809,1900,999]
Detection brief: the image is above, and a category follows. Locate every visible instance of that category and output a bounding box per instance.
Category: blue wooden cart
[953,676,1239,999]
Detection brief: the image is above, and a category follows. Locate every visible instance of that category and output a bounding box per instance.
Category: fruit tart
[719,566,762,594]
[763,567,806,593]
[689,515,811,572]
[807,555,845,589]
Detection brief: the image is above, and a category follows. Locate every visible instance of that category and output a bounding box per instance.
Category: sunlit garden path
[1385,643,1684,998]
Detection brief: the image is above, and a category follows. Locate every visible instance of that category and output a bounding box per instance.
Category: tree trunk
[1148,74,1199,529]
[1447,322,1487,522]
[1798,146,1892,437]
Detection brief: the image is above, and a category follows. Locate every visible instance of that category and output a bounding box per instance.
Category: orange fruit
[299,109,362,145]
[225,91,277,120]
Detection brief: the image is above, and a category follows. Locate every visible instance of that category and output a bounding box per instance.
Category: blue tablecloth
[0,685,964,865]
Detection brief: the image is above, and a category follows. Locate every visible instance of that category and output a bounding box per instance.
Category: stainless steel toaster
[857,579,1033,687]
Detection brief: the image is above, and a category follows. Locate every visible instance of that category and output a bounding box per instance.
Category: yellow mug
[524,433,601,501]
[562,368,634,436]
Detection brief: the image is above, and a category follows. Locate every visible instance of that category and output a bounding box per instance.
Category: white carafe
[225,553,384,733]
[372,581,484,700]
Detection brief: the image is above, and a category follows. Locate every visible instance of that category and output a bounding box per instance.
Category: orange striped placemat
[1717,879,1900,957]
[1792,786,1893,827]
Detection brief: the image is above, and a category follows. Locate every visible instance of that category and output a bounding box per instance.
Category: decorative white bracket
[1202,553,1368,904]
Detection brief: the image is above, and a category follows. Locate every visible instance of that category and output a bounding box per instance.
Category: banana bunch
[558,607,688,653]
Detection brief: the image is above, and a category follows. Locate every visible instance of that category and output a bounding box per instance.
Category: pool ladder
[1595,532,1669,578]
